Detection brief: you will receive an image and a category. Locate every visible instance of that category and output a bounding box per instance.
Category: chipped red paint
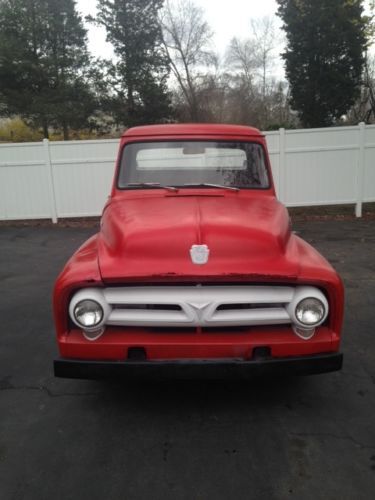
[53,124,344,368]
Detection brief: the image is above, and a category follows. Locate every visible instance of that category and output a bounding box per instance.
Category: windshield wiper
[183,183,239,192]
[126,182,179,192]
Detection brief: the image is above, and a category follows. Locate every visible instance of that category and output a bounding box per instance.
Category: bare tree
[226,17,278,92]
[159,0,216,121]
[347,52,375,124]
[251,17,278,99]
[225,16,285,128]
[226,37,258,89]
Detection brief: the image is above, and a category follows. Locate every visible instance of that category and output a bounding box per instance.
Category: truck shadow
[88,375,316,413]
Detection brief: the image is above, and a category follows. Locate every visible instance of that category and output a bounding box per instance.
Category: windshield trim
[116,139,272,191]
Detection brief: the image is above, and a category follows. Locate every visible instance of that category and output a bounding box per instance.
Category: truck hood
[97,193,300,281]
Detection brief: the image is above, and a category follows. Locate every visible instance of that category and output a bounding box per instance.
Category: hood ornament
[190,244,210,265]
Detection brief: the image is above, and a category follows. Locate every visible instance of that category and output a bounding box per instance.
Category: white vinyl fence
[0,123,374,222]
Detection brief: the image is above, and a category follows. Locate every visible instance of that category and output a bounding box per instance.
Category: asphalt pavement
[0,219,374,500]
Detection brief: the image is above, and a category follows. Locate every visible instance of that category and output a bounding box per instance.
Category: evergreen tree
[94,0,172,126]
[0,0,95,139]
[276,0,370,127]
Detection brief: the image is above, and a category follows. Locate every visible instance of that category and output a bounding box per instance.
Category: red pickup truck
[53,124,344,379]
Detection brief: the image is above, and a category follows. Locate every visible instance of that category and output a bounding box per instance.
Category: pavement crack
[289,432,375,450]
[0,379,100,398]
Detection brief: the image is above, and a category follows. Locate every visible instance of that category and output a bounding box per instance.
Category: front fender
[53,234,103,339]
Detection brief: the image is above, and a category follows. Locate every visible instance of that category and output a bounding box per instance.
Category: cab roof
[122,123,263,138]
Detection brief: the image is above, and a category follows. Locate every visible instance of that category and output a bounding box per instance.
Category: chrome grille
[102,286,294,328]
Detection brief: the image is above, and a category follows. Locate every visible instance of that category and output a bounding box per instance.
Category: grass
[288,202,375,221]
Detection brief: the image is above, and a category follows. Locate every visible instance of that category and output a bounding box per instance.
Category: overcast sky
[76,0,285,71]
[75,0,375,81]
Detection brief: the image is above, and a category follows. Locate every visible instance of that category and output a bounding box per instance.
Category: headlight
[73,299,104,328]
[295,298,325,326]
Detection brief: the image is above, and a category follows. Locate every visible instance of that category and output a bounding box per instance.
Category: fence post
[355,122,365,218]
[43,138,58,223]
[279,128,286,203]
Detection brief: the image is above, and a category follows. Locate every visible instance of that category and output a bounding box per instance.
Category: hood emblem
[190,244,210,265]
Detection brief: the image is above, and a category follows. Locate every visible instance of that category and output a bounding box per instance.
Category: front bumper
[54,352,343,380]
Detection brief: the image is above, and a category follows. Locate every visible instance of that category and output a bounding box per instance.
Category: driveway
[0,220,374,499]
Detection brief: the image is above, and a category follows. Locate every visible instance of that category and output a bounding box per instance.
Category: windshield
[118,141,270,189]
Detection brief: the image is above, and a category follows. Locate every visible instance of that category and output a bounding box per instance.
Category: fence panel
[364,125,375,203]
[284,148,358,206]
[0,142,52,220]
[49,140,118,217]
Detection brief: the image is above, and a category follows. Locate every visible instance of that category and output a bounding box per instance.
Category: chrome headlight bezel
[73,299,104,328]
[69,288,110,334]
[286,286,329,332]
[295,297,326,327]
